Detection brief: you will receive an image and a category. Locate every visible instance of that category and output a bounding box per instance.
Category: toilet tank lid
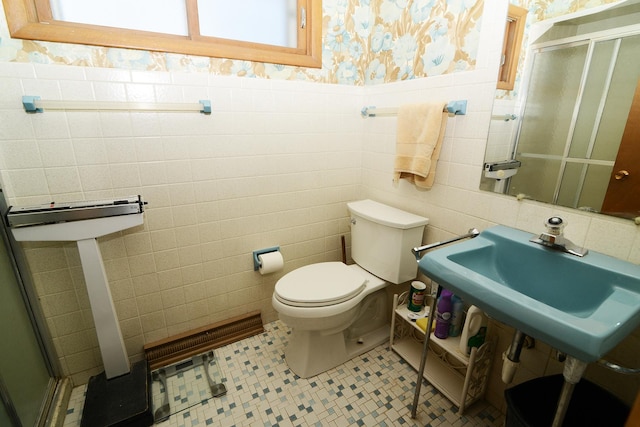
[347,200,429,229]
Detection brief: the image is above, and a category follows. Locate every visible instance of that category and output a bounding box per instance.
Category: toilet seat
[274,262,368,307]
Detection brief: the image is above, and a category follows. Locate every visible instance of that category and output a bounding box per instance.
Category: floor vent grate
[144,310,264,370]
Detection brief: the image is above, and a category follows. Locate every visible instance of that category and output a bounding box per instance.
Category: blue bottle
[449,295,464,337]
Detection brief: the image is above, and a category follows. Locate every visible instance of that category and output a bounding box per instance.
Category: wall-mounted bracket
[199,100,212,114]
[252,246,280,271]
[22,95,43,113]
[446,100,467,116]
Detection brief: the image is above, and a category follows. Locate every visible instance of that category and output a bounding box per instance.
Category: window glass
[197,0,297,48]
[50,0,188,36]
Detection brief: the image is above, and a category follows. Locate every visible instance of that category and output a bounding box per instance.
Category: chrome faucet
[530,217,588,257]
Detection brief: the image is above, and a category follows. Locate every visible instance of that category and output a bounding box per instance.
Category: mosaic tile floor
[63,321,505,427]
[149,350,227,422]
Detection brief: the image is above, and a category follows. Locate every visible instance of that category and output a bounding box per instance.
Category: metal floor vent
[144,311,264,370]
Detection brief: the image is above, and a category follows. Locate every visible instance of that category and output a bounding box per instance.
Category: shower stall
[0,188,65,426]
[508,30,640,212]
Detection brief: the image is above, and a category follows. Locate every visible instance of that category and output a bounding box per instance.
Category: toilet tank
[347,200,428,284]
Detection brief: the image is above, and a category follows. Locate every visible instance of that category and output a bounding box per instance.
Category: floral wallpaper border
[0,0,625,88]
[0,0,484,86]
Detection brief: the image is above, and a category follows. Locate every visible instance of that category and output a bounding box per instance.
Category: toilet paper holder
[252,246,280,271]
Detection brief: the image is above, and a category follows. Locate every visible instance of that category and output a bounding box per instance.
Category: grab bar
[411,228,480,262]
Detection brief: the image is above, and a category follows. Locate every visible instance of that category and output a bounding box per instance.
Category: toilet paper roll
[258,251,284,275]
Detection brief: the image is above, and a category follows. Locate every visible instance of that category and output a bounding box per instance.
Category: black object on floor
[80,360,153,427]
[504,374,630,427]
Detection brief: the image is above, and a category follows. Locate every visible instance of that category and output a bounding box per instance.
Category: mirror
[481,0,640,220]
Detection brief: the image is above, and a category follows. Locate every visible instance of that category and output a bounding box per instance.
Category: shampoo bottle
[434,289,453,339]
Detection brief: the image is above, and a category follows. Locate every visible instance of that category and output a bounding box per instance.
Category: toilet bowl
[272,200,429,378]
[272,262,388,378]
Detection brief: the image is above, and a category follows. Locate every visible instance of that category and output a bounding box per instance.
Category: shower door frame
[510,23,640,209]
[0,188,62,426]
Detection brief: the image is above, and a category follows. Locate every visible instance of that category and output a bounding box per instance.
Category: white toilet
[272,199,428,378]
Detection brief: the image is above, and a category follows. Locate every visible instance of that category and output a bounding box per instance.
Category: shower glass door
[0,217,53,426]
[508,42,588,204]
[510,31,640,211]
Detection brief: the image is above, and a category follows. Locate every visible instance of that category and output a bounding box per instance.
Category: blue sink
[419,225,640,362]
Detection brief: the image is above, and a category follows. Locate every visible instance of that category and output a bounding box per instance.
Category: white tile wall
[0,63,364,385]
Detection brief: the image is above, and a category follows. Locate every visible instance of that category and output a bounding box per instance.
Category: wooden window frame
[2,0,322,68]
[498,4,527,90]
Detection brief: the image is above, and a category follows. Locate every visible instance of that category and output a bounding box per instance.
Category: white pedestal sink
[11,209,144,379]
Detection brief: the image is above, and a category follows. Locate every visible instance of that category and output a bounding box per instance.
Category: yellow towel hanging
[393,102,448,189]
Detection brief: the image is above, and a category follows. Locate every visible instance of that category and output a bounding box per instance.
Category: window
[3,0,322,68]
[497,4,527,90]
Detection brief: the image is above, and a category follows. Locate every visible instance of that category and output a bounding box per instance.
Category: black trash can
[504,374,630,427]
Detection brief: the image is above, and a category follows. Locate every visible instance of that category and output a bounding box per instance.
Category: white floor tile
[63,320,505,426]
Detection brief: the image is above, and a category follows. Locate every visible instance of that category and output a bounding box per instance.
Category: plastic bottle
[459,305,484,355]
[449,295,464,337]
[434,289,453,339]
[468,326,487,351]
